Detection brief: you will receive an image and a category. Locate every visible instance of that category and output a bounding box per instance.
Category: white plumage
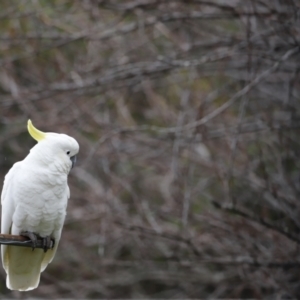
[1,120,79,291]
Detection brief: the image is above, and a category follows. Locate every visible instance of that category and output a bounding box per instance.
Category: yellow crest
[27,119,46,142]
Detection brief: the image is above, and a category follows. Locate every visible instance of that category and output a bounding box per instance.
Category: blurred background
[0,0,299,298]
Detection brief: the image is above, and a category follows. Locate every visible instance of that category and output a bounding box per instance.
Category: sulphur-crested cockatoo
[1,120,79,291]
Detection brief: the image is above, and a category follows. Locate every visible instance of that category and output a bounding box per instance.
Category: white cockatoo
[1,120,79,291]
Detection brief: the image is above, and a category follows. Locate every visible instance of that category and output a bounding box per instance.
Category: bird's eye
[66,151,70,155]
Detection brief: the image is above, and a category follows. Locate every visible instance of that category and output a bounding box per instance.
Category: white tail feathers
[5,246,44,291]
[7,271,40,291]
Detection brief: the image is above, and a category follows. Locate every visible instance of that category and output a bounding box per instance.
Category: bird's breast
[11,168,69,237]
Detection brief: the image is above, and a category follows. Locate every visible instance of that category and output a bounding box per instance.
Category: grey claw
[42,236,55,252]
[20,231,38,250]
[42,236,52,252]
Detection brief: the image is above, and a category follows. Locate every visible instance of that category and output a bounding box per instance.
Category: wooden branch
[0,234,54,249]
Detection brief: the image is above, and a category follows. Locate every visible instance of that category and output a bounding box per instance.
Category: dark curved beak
[70,155,77,169]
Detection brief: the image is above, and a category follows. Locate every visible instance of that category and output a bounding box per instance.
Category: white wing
[1,163,20,271]
[40,185,70,272]
[0,162,43,291]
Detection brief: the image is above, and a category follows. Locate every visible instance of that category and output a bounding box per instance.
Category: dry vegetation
[0,0,299,298]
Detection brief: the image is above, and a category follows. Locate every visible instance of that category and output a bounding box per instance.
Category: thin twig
[115,221,201,257]
[212,201,300,245]
[161,46,299,133]
[0,233,54,249]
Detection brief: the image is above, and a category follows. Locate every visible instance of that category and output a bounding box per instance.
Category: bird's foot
[41,236,55,253]
[20,232,55,252]
[20,231,38,251]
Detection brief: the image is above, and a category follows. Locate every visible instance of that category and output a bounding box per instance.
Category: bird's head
[27,120,79,172]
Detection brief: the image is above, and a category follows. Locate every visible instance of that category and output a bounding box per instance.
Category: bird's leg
[41,236,54,253]
[20,231,38,251]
